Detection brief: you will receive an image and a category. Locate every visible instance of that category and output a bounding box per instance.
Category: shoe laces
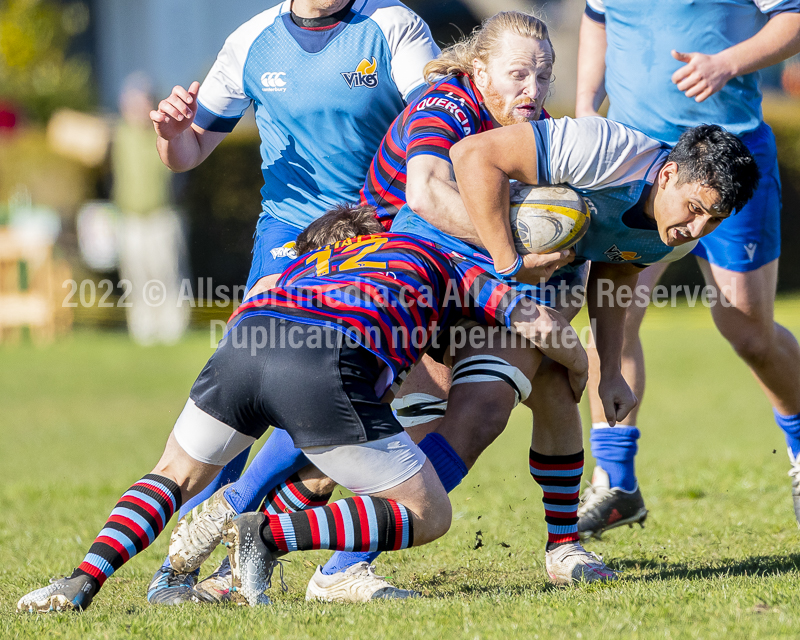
[162,568,195,588]
[788,450,800,481]
[264,559,288,593]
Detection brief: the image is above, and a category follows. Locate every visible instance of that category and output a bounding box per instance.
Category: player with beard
[168,12,612,603]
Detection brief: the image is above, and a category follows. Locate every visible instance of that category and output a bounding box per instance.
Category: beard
[482,78,541,126]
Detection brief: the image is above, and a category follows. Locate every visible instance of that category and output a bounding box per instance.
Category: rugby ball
[509,183,591,254]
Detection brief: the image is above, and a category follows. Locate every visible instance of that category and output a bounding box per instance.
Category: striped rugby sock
[261,473,332,515]
[260,496,413,553]
[74,474,182,587]
[529,449,583,549]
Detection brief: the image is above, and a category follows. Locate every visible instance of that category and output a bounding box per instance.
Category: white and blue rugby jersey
[585,0,800,145]
[195,0,439,230]
[530,116,697,266]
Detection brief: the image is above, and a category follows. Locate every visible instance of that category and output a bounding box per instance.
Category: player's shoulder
[546,116,663,150]
[224,2,287,48]
[358,0,426,29]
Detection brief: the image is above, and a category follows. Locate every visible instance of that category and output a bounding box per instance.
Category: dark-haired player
[575,0,800,539]
[17,205,589,612]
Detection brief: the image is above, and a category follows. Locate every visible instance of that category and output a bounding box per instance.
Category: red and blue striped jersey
[360,74,494,224]
[229,233,532,378]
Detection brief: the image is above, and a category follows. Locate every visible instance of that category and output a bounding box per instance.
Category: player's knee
[718,319,775,366]
[411,495,452,545]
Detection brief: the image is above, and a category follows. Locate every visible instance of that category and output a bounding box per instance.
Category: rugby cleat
[146,564,212,605]
[222,513,277,606]
[787,448,800,526]
[577,466,648,540]
[169,485,237,573]
[545,542,618,585]
[305,562,421,603]
[17,573,97,613]
[194,557,234,603]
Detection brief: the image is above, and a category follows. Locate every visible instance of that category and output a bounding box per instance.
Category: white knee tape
[391,393,448,428]
[451,355,532,407]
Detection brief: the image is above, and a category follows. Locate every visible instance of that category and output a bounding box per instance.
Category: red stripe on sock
[549,532,579,544]
[529,461,584,472]
[95,535,132,563]
[267,514,289,552]
[121,495,166,531]
[285,481,313,507]
[133,481,177,513]
[108,515,149,547]
[329,502,346,550]
[353,497,371,552]
[77,561,108,586]
[388,500,405,551]
[307,508,322,548]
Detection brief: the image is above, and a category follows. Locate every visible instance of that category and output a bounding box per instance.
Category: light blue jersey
[391,117,697,306]
[195,0,438,232]
[585,0,800,145]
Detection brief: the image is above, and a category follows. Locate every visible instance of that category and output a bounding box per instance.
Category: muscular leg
[700,258,800,413]
[698,258,800,448]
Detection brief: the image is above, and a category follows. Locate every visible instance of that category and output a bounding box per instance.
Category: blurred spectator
[0,102,17,131]
[114,73,189,345]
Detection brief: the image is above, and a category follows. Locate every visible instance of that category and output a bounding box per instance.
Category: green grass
[3,300,800,638]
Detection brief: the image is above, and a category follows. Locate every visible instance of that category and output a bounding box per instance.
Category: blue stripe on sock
[538,483,580,494]
[338,501,355,552]
[97,527,138,558]
[317,508,331,549]
[278,485,307,512]
[543,502,579,513]
[398,503,410,549]
[125,490,169,527]
[84,553,114,578]
[278,513,298,552]
[362,497,379,552]
[110,507,155,545]
[137,479,180,513]
[547,524,578,535]
[529,466,584,477]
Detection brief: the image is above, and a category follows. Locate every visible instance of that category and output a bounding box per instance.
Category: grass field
[3,300,800,639]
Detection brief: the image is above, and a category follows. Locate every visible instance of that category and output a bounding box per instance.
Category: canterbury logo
[341,57,379,89]
[261,72,287,92]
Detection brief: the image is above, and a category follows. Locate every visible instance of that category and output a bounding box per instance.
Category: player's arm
[586,261,639,425]
[672,10,800,102]
[575,12,608,117]
[406,155,482,245]
[509,303,589,402]
[150,82,228,172]
[450,123,573,284]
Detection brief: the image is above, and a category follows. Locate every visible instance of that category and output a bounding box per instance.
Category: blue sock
[224,428,310,514]
[417,432,469,493]
[321,432,468,575]
[177,446,251,520]
[774,409,800,458]
[590,426,640,492]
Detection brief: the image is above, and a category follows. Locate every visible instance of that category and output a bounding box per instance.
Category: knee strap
[391,393,448,428]
[451,355,532,407]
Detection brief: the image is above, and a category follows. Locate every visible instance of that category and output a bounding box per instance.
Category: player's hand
[671,50,734,103]
[151,82,201,140]
[515,249,575,286]
[598,371,637,426]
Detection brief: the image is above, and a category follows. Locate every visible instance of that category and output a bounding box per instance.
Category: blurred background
[2,0,800,344]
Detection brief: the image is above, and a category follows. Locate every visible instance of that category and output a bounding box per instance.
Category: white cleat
[169,485,237,573]
[305,562,420,603]
[545,542,618,586]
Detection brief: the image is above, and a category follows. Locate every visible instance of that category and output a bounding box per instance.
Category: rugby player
[167,12,610,600]
[145,0,439,603]
[16,205,589,613]
[574,0,800,539]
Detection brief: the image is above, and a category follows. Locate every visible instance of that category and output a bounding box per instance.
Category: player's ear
[473,58,488,89]
[658,161,679,189]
